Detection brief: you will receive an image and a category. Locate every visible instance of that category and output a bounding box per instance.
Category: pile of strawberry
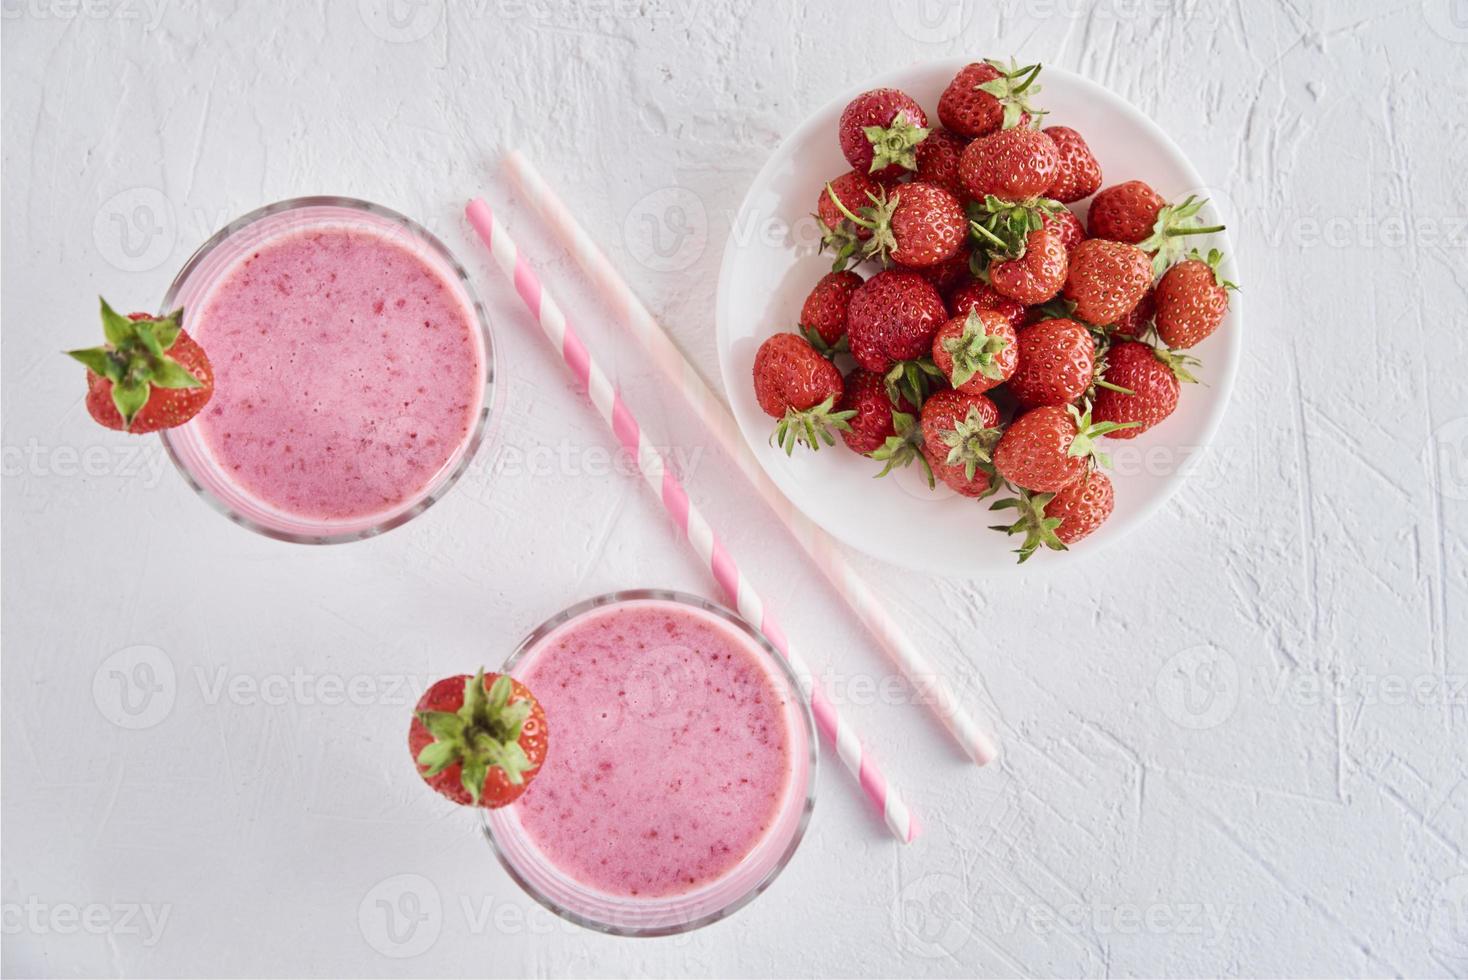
[751,59,1236,562]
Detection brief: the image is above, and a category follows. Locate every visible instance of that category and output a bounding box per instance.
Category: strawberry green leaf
[462,670,489,715]
[1189,247,1240,290]
[150,356,204,390]
[98,297,136,347]
[1153,346,1203,384]
[152,309,184,350]
[1139,196,1226,275]
[943,310,1010,388]
[856,190,902,265]
[135,323,165,357]
[1065,403,1139,469]
[111,379,150,428]
[977,59,1048,130]
[486,741,533,786]
[864,117,929,173]
[771,396,855,455]
[884,357,943,409]
[989,491,1066,563]
[872,410,929,484]
[940,405,1003,482]
[460,756,489,805]
[800,324,849,360]
[415,740,459,777]
[417,710,465,741]
[66,347,113,377]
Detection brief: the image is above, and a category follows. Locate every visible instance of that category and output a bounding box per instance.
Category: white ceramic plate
[715,59,1241,575]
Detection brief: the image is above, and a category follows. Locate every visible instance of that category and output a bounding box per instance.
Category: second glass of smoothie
[483,590,817,936]
[160,197,494,542]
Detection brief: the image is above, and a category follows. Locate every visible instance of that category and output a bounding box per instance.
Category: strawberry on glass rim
[409,669,548,808]
[67,299,214,433]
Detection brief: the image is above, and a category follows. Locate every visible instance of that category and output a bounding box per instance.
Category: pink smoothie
[188,224,483,522]
[512,599,798,898]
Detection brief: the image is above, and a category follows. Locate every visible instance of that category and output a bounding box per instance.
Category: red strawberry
[833,182,966,268]
[993,403,1135,492]
[958,127,1060,201]
[817,171,882,269]
[937,59,1044,138]
[913,129,969,198]
[838,369,913,455]
[838,88,929,180]
[948,280,1025,331]
[1154,248,1236,349]
[846,270,947,404]
[902,245,972,295]
[1062,238,1152,325]
[988,227,1068,305]
[932,309,1017,394]
[1042,126,1102,203]
[69,300,214,434]
[1007,317,1094,408]
[990,471,1114,561]
[799,270,862,354]
[1048,470,1114,544]
[1042,207,1086,253]
[753,333,854,453]
[1092,341,1200,438]
[1111,287,1155,338]
[408,669,548,808]
[1086,180,1165,244]
[920,389,1003,497]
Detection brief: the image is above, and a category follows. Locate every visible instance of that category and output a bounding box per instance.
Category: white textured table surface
[3,2,1467,977]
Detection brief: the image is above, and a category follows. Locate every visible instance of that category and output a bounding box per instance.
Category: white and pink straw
[467,198,918,843]
[502,151,998,767]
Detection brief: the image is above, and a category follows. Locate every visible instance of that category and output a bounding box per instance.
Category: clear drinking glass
[481,590,818,936]
[158,196,495,543]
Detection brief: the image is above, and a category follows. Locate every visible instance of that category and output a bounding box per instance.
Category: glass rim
[479,589,819,937]
[157,195,496,544]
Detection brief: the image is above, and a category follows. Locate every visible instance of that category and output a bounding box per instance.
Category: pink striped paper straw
[467,198,918,843]
[503,151,998,767]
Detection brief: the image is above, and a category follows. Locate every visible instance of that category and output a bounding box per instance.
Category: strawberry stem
[940,404,1003,485]
[770,396,856,455]
[871,410,933,487]
[1139,196,1227,276]
[943,309,1010,388]
[883,357,943,409]
[1065,403,1139,470]
[990,491,1067,563]
[862,117,929,173]
[980,58,1049,129]
[824,182,876,231]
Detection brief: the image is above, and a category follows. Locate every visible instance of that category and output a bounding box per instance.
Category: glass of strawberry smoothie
[482,590,817,936]
[159,197,493,542]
